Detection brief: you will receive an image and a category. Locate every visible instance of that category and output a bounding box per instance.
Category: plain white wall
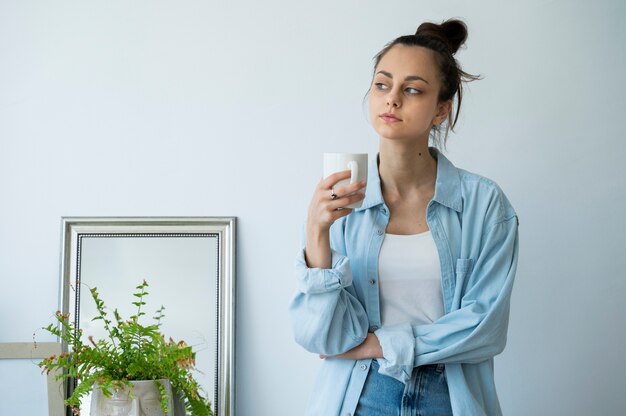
[1,0,625,414]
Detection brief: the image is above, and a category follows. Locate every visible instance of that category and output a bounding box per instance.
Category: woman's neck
[378,139,437,197]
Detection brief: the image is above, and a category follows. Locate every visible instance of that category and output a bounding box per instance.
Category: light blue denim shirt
[289,148,519,416]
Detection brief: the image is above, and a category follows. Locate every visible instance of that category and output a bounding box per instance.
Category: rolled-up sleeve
[294,249,354,294]
[375,214,519,382]
[289,246,369,356]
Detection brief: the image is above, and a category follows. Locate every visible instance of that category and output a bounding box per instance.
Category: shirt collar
[356,147,462,213]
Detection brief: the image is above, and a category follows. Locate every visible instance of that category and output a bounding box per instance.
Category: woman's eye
[375,83,389,91]
[405,87,421,95]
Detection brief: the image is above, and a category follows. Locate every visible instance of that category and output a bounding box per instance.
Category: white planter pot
[90,379,185,416]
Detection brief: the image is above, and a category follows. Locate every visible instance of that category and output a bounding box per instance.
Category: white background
[1,0,625,414]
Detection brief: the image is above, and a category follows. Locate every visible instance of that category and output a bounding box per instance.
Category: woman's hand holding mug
[305,153,368,268]
[308,170,367,231]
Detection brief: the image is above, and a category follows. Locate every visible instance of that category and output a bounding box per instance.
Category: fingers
[330,180,367,200]
[319,168,366,195]
[328,191,365,211]
[309,192,364,230]
[320,170,352,189]
[317,205,352,226]
[307,172,367,232]
[317,182,366,214]
[315,172,366,209]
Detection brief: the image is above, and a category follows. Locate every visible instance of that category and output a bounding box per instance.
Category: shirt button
[360,363,368,371]
[376,229,383,235]
[370,325,379,331]
[368,279,376,285]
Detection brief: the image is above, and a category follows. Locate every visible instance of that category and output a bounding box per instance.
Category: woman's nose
[386,89,401,108]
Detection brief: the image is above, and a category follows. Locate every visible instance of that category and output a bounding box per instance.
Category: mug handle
[347,161,358,185]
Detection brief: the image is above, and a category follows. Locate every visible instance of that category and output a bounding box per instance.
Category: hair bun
[415,19,468,55]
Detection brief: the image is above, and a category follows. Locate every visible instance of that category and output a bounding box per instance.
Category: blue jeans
[355,359,453,416]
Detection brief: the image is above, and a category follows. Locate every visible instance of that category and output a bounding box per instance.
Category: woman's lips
[380,113,401,122]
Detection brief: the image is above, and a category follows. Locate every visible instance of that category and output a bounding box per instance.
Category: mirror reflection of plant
[39,280,213,416]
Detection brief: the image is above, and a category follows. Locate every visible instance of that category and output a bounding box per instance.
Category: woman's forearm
[304,225,332,269]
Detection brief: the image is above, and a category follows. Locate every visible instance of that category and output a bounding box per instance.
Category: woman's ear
[433,100,452,126]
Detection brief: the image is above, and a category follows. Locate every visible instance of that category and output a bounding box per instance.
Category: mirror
[59,217,235,416]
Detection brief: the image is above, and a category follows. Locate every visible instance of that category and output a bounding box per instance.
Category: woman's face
[368,44,450,143]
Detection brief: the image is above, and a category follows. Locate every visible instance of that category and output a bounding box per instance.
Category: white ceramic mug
[323,153,368,209]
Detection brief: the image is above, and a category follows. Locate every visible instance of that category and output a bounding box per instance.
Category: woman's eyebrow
[376,70,430,84]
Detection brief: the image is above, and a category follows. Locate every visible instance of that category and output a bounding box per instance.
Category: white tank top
[378,231,444,327]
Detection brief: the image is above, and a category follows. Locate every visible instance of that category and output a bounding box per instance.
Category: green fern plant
[39,280,213,416]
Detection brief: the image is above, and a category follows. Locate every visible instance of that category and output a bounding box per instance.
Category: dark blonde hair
[373,19,481,148]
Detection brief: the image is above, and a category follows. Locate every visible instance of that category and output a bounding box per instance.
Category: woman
[290,19,519,416]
